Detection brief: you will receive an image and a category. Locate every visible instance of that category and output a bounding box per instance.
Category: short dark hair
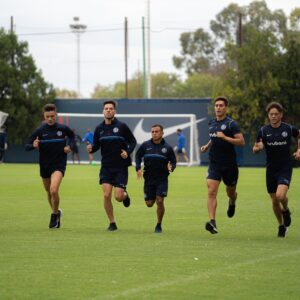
[43,103,56,112]
[214,96,229,106]
[266,101,283,113]
[177,128,182,133]
[103,100,116,108]
[152,124,164,131]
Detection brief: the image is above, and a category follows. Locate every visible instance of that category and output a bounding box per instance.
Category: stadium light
[69,17,87,97]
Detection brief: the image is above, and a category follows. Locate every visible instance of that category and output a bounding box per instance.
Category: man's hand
[253,139,264,154]
[137,169,143,179]
[64,146,71,154]
[33,136,40,149]
[293,149,300,161]
[121,149,128,159]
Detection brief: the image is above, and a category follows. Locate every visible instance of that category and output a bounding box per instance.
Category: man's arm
[200,140,212,153]
[293,130,300,160]
[216,132,245,146]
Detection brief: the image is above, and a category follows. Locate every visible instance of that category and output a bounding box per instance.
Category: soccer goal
[58,113,204,166]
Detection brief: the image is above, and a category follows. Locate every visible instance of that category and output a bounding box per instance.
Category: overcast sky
[1,0,299,97]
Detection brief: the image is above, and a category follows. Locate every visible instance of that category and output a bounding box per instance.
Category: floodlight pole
[70,17,86,97]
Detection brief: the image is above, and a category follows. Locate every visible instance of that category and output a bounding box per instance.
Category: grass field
[0,164,300,300]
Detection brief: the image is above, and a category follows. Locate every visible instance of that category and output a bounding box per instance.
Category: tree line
[1,0,300,143]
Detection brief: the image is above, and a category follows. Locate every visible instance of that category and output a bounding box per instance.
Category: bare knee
[146,200,155,207]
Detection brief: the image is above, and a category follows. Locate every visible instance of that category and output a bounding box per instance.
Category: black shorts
[207,162,238,186]
[40,164,66,178]
[100,166,128,189]
[144,181,168,201]
[266,166,292,194]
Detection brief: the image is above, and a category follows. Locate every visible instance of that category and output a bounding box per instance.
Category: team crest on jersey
[57,130,63,136]
[113,127,119,133]
[282,131,288,137]
[161,147,167,153]
[221,124,226,130]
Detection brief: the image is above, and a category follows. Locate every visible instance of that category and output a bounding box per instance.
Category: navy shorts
[266,166,292,194]
[100,166,128,189]
[40,164,66,179]
[207,162,238,186]
[144,181,168,201]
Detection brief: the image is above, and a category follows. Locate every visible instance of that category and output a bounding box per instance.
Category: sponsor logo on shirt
[267,141,287,146]
[209,133,218,138]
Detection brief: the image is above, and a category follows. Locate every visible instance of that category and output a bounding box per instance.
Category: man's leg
[156,196,165,224]
[102,183,114,223]
[226,185,237,218]
[49,171,63,214]
[207,179,220,220]
[42,177,52,210]
[276,184,291,227]
[205,179,220,233]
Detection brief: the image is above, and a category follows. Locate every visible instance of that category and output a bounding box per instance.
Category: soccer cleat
[107,222,118,231]
[57,209,63,228]
[205,221,218,234]
[154,224,162,233]
[277,225,287,238]
[123,192,131,207]
[49,213,59,229]
[227,200,236,218]
[282,209,291,227]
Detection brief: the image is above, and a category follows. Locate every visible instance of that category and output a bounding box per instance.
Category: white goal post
[58,113,204,166]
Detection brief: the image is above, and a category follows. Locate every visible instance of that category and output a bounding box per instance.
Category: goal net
[58,113,203,166]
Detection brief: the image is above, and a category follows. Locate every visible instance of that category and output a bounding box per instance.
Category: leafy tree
[55,88,78,99]
[175,73,222,98]
[0,29,55,144]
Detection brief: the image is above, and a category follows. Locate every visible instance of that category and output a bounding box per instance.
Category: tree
[55,88,78,99]
[91,71,180,99]
[175,73,222,98]
[0,29,55,144]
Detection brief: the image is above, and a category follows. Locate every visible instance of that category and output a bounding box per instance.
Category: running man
[253,101,300,238]
[200,96,245,234]
[135,124,176,233]
[25,103,74,229]
[87,100,136,231]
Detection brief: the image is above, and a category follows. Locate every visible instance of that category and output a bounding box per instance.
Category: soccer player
[200,96,245,234]
[253,102,300,238]
[174,128,189,163]
[87,100,136,231]
[25,103,74,229]
[135,124,176,233]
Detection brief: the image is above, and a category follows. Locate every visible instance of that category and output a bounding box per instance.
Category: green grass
[0,164,300,300]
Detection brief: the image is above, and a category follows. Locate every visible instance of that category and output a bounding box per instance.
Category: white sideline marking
[91,249,300,300]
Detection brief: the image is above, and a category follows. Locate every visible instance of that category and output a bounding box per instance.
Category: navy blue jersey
[25,123,74,168]
[92,118,136,168]
[135,138,176,184]
[208,117,241,164]
[257,122,299,168]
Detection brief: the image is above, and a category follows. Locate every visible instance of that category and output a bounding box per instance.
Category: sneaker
[277,225,287,238]
[154,224,162,233]
[205,221,218,234]
[227,200,236,218]
[49,213,59,229]
[282,209,291,227]
[123,192,131,207]
[107,222,118,231]
[57,209,63,228]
